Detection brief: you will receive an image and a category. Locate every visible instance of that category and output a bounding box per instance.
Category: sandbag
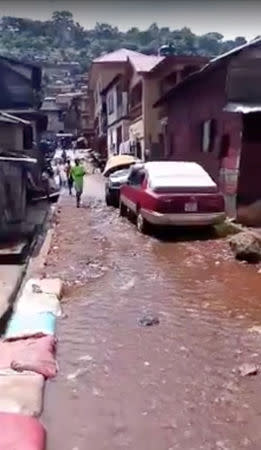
[0,335,57,378]
[24,278,63,299]
[0,371,44,416]
[0,412,45,449]
[4,312,56,341]
[15,292,62,317]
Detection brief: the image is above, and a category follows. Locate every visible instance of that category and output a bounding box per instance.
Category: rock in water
[238,363,258,377]
[139,314,160,327]
[229,231,261,263]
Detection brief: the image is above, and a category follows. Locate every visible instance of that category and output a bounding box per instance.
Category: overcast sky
[0,0,260,40]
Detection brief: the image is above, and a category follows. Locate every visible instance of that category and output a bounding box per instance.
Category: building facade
[154,39,261,217]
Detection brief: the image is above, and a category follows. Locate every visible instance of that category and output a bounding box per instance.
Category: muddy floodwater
[44,176,261,450]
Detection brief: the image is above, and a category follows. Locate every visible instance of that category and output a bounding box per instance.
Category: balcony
[129,103,142,121]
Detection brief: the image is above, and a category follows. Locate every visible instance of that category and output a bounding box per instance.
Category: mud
[43,175,261,450]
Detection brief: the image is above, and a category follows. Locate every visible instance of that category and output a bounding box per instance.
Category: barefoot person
[70,158,86,207]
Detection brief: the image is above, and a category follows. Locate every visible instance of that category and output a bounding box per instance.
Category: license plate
[184,202,198,212]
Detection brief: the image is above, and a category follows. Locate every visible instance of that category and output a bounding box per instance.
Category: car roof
[145,161,216,189]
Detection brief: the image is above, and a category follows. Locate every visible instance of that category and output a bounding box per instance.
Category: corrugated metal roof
[223,102,261,113]
[154,37,261,107]
[93,48,142,63]
[128,55,164,73]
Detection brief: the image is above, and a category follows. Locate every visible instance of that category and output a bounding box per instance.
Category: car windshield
[112,169,130,177]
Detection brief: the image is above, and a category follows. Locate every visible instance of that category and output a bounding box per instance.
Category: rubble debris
[229,232,261,263]
[139,314,160,327]
[238,363,258,377]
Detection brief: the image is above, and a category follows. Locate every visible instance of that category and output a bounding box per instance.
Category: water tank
[158,44,175,56]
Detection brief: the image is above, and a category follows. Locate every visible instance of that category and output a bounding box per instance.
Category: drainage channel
[0,200,60,449]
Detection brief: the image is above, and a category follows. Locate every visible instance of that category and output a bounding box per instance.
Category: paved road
[44,175,261,450]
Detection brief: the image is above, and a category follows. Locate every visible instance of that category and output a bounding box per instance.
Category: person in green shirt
[70,158,86,208]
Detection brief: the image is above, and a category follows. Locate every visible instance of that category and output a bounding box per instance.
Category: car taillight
[205,195,224,211]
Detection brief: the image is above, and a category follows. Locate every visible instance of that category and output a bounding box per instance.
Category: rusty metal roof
[223,102,261,114]
[154,37,261,107]
[93,48,142,63]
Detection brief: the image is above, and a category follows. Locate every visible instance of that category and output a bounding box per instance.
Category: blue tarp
[4,312,56,341]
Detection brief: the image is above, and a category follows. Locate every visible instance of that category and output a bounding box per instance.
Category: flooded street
[44,175,261,450]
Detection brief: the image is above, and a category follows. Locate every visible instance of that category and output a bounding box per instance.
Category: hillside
[0,11,249,71]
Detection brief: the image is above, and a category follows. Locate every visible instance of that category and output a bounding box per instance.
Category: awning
[223,102,261,114]
[0,111,31,126]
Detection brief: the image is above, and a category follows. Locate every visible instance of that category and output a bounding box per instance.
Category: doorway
[237,113,261,205]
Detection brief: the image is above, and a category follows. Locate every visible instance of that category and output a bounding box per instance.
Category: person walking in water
[65,159,73,195]
[70,158,86,208]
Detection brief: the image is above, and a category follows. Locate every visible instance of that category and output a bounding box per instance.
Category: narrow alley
[43,176,261,450]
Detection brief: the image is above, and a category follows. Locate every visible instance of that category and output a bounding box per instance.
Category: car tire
[119,200,127,217]
[136,211,149,234]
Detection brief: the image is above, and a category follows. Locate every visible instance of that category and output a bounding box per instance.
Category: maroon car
[119,161,225,233]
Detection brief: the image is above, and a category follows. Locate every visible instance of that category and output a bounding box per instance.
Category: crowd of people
[54,152,86,208]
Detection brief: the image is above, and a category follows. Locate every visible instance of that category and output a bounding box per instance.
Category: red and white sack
[0,335,58,378]
[0,412,46,449]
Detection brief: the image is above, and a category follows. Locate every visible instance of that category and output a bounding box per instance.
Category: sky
[0,0,260,40]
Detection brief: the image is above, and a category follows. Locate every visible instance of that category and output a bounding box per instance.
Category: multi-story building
[89,48,208,160]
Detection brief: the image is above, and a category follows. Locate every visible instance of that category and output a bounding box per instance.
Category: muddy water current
[44,176,261,450]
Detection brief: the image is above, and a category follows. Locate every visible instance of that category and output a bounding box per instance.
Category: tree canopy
[0,11,248,71]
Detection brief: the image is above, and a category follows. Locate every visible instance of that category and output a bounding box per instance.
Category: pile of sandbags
[0,277,63,449]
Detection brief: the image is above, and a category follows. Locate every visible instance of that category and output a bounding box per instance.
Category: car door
[121,166,145,213]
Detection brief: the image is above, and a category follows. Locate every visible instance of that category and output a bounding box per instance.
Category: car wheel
[136,211,149,234]
[119,200,127,217]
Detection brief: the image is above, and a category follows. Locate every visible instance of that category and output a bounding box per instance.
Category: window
[108,92,114,114]
[130,82,142,108]
[116,85,122,107]
[129,166,146,186]
[201,119,217,153]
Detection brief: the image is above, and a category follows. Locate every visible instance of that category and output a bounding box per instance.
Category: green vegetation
[0,11,249,71]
